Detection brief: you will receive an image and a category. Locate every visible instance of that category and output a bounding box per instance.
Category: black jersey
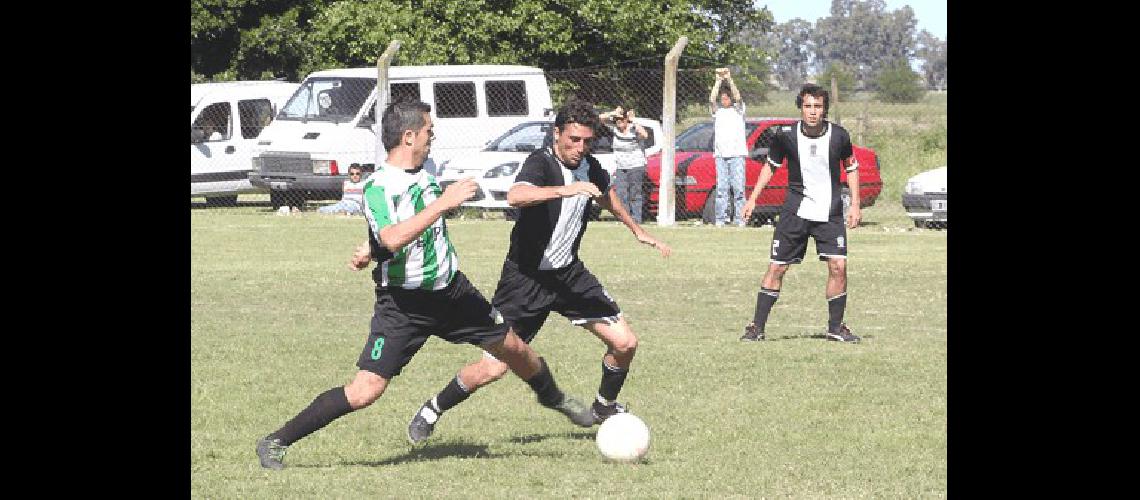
[507,147,610,271]
[766,121,859,222]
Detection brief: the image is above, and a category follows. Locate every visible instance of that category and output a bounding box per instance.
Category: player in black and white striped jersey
[407,100,672,444]
[741,83,863,343]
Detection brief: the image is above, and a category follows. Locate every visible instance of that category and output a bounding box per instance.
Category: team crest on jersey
[837,236,845,248]
[489,307,504,325]
[810,144,817,156]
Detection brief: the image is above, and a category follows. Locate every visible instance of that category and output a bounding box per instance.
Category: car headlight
[905,180,923,195]
[484,162,520,178]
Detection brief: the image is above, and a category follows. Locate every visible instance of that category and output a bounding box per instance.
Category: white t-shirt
[713,102,748,158]
[341,177,366,210]
[608,125,646,170]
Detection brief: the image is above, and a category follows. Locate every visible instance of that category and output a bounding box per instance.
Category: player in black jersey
[741,83,862,343]
[407,99,673,444]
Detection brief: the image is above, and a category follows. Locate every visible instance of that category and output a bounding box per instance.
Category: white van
[248,65,552,209]
[191,81,299,205]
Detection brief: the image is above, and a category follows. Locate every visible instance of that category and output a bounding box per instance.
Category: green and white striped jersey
[362,163,459,291]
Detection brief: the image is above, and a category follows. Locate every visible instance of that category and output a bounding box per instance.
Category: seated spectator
[318,164,367,215]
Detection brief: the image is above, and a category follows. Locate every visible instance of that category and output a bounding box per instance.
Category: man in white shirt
[709,67,749,227]
[317,163,367,215]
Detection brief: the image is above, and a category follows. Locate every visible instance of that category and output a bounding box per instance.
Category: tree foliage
[816,61,857,93]
[741,18,814,90]
[915,29,946,91]
[812,0,917,89]
[190,0,774,83]
[874,58,923,103]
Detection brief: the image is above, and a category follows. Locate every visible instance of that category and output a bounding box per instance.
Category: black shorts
[769,211,848,264]
[356,271,509,378]
[491,259,621,343]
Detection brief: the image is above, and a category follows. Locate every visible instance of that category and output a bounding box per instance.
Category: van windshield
[277,77,376,123]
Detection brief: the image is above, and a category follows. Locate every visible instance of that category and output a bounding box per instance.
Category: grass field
[191,203,946,498]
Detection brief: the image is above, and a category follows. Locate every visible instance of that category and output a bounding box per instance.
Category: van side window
[434,82,477,118]
[390,82,420,104]
[192,102,231,142]
[238,99,274,139]
[486,80,528,116]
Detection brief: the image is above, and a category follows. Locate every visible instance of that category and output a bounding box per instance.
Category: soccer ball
[595,413,650,462]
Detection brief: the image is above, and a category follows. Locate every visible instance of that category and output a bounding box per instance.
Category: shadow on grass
[748,333,874,342]
[337,443,495,467]
[507,430,595,444]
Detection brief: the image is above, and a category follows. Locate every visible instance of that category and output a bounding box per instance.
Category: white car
[437,117,664,211]
[901,165,947,228]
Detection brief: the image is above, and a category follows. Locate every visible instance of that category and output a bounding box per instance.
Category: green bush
[875,59,924,103]
[815,62,857,93]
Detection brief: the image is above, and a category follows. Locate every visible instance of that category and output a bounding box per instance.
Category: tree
[191,0,775,83]
[816,61,857,93]
[915,30,947,91]
[874,58,923,103]
[812,0,917,90]
[741,18,814,90]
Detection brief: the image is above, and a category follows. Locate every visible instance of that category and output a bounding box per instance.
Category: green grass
[191,205,946,498]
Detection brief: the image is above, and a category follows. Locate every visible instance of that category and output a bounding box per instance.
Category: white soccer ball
[595,413,650,462]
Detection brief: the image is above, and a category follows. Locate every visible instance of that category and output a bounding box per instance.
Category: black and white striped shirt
[507,147,610,271]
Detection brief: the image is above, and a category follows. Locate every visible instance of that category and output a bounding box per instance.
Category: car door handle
[225,146,235,154]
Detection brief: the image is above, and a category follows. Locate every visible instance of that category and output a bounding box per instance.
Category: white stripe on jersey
[796,125,833,222]
[539,159,591,270]
[367,164,457,290]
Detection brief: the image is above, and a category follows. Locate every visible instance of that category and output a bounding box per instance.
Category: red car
[645,119,882,224]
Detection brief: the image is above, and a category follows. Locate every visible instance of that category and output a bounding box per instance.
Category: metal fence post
[658,36,688,226]
[375,41,402,167]
[831,76,840,125]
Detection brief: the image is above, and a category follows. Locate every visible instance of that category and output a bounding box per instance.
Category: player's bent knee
[344,371,388,409]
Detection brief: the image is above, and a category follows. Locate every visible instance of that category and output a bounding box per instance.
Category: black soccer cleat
[256,437,288,470]
[549,396,595,427]
[407,401,438,445]
[740,322,766,341]
[591,399,628,425]
[825,323,861,343]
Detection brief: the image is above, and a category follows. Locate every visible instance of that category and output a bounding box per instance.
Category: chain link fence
[192,54,947,228]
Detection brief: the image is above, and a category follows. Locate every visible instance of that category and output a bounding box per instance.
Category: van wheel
[270,191,306,210]
[205,195,238,207]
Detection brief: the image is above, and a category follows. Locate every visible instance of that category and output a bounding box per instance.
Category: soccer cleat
[591,400,628,425]
[407,401,438,445]
[256,437,288,470]
[550,396,595,427]
[825,323,861,343]
[740,322,766,341]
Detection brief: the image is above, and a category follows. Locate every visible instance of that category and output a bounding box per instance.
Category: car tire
[271,191,306,210]
[701,194,716,224]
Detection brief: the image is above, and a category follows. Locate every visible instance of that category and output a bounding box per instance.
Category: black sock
[268,386,353,446]
[827,293,847,332]
[433,375,471,414]
[597,359,629,404]
[524,357,565,407]
[753,287,780,331]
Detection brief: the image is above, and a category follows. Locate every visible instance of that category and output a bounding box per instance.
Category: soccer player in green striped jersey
[256,100,593,470]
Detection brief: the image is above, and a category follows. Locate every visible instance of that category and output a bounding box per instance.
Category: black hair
[795,83,829,118]
[380,99,431,152]
[554,99,601,135]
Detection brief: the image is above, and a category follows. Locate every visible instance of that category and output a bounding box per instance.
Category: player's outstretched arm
[507,181,602,207]
[597,186,671,258]
[376,178,476,252]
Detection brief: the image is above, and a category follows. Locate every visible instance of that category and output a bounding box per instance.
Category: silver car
[901,166,947,228]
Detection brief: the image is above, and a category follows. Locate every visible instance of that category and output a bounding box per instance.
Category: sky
[758,0,946,40]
